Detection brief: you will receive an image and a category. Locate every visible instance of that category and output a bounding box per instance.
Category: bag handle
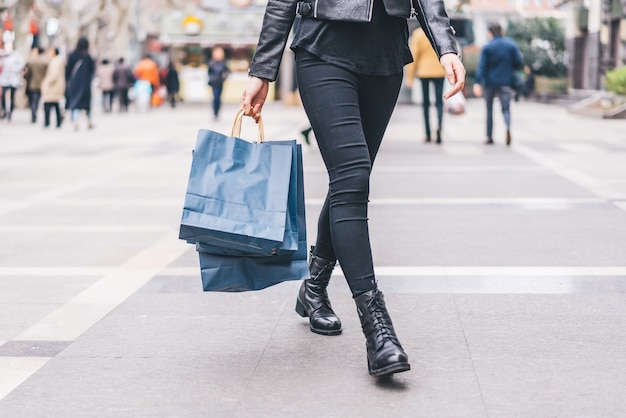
[231,109,265,143]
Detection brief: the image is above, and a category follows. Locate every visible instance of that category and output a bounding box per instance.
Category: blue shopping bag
[179,112,298,256]
[197,141,308,292]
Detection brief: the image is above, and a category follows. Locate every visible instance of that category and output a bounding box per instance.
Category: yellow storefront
[159,8,275,104]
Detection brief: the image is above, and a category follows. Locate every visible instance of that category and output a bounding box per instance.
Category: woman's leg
[297,51,409,377]
[108,90,115,112]
[212,85,222,117]
[53,103,63,127]
[484,86,496,141]
[420,78,432,140]
[296,50,402,297]
[86,108,93,129]
[7,87,16,120]
[118,89,127,112]
[43,102,51,127]
[433,77,445,143]
[0,87,6,117]
[8,87,16,113]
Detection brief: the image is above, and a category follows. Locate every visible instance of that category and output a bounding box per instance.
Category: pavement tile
[0,356,251,417]
[0,341,71,358]
[474,358,626,417]
[455,295,626,360]
[0,230,166,267]
[369,207,626,267]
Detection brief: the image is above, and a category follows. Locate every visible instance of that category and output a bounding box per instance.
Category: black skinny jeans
[295,50,402,296]
[420,77,444,138]
[29,90,41,121]
[44,102,63,127]
[1,86,16,116]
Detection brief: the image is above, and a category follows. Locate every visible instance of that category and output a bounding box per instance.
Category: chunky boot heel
[354,289,410,377]
[295,299,306,317]
[295,250,342,335]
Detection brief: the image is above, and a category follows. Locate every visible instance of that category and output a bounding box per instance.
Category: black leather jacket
[249,0,458,81]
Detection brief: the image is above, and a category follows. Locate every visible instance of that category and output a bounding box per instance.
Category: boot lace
[367,295,400,346]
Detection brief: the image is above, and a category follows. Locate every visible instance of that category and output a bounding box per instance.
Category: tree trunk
[12,0,34,58]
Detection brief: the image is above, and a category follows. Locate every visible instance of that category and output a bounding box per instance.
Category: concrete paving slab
[368,207,626,266]
[474,358,626,417]
[0,203,181,227]
[0,341,72,357]
[0,230,166,267]
[0,304,63,341]
[0,356,254,417]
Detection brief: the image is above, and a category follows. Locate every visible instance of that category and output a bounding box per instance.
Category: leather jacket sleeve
[248,0,298,82]
[413,0,458,58]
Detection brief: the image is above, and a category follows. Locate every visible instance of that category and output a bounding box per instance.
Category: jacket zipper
[410,0,418,18]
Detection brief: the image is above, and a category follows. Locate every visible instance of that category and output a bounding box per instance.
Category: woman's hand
[440,53,466,99]
[241,76,269,123]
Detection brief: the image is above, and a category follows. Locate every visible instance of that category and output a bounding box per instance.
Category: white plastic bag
[445,91,466,115]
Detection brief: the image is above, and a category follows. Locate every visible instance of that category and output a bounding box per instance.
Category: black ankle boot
[295,251,342,335]
[354,289,410,377]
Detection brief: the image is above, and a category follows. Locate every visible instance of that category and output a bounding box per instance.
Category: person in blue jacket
[473,23,523,146]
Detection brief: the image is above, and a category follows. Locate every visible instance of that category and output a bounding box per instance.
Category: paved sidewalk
[0,97,626,417]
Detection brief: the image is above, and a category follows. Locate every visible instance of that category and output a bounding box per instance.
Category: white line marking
[159,266,626,277]
[304,166,547,174]
[13,232,188,342]
[0,357,50,400]
[306,197,606,206]
[44,199,182,206]
[516,144,625,201]
[0,267,115,276]
[558,144,606,155]
[0,226,171,232]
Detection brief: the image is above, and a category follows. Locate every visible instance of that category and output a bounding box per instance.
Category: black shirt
[291,0,413,76]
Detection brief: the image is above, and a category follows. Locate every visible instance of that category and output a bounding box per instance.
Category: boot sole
[295,299,342,336]
[369,362,411,377]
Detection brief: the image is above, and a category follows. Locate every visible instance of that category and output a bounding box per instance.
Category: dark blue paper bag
[194,138,300,257]
[179,123,298,256]
[197,141,308,292]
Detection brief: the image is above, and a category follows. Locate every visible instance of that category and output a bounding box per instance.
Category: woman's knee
[329,165,371,205]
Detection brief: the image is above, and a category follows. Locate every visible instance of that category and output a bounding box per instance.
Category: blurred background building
[560,0,626,90]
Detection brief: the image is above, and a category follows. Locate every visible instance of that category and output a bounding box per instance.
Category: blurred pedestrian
[0,42,25,122]
[473,23,523,146]
[165,62,180,108]
[24,46,49,123]
[112,58,134,112]
[96,58,115,113]
[208,46,230,120]
[134,55,160,97]
[522,65,535,99]
[242,0,465,378]
[66,36,95,130]
[29,11,40,49]
[41,47,65,128]
[406,27,446,144]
